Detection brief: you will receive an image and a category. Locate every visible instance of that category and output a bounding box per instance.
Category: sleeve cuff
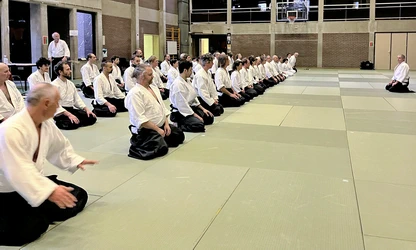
[69,156,86,174]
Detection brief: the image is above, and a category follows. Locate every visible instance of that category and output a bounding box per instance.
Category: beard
[109,70,113,74]
[64,74,71,79]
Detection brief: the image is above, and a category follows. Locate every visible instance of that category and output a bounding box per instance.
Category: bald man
[386,54,411,93]
[0,83,97,246]
[47,32,70,80]
[0,63,25,123]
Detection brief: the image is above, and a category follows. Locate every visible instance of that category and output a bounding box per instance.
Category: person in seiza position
[170,60,214,133]
[27,57,52,89]
[80,53,100,98]
[125,64,185,160]
[386,54,411,93]
[52,61,97,130]
[0,83,98,246]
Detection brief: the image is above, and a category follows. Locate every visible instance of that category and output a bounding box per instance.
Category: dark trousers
[385,81,411,93]
[293,67,298,72]
[160,88,170,100]
[128,125,185,160]
[0,176,87,246]
[239,91,252,101]
[253,84,265,95]
[81,83,95,99]
[54,107,97,130]
[218,88,246,107]
[92,97,127,117]
[51,57,64,80]
[197,97,224,117]
[244,87,259,98]
[170,106,214,133]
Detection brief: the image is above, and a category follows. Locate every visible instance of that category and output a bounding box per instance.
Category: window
[77,11,95,59]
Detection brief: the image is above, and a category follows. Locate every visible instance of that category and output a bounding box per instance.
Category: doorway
[144,34,160,60]
[192,35,227,56]
[374,32,416,70]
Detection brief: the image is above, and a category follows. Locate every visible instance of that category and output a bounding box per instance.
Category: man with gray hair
[289,52,299,72]
[386,54,411,93]
[0,83,97,246]
[48,32,70,79]
[125,64,185,160]
[192,53,224,117]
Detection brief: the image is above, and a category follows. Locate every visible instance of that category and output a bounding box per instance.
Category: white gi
[123,66,136,92]
[0,109,84,207]
[282,63,296,76]
[392,62,410,83]
[160,61,171,76]
[167,67,179,90]
[27,71,52,89]
[264,62,274,79]
[80,63,100,87]
[170,76,200,117]
[47,40,70,58]
[240,67,252,88]
[93,73,125,105]
[289,55,297,68]
[231,71,244,93]
[277,62,289,77]
[210,57,218,75]
[111,64,124,85]
[214,68,233,96]
[0,80,25,121]
[52,78,86,111]
[125,84,170,133]
[152,68,165,89]
[192,68,218,106]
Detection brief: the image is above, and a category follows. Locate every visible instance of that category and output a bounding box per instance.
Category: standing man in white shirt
[386,54,411,93]
[47,32,70,80]
[27,57,52,89]
[80,53,100,98]
[160,54,171,76]
[0,83,97,246]
[52,61,97,130]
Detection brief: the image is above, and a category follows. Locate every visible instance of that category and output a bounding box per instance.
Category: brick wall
[140,0,159,10]
[231,34,271,58]
[323,33,369,68]
[102,15,132,59]
[275,34,318,67]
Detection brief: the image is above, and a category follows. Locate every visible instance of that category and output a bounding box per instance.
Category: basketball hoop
[288,15,296,24]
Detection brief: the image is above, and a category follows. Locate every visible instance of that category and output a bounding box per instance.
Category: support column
[317,0,324,67]
[69,8,79,61]
[368,0,376,62]
[270,0,277,55]
[227,0,231,27]
[96,11,103,60]
[1,0,10,61]
[178,0,190,54]
[30,3,49,62]
[131,0,140,51]
[159,0,167,57]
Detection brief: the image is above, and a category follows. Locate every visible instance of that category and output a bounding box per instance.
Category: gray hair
[26,83,57,106]
[147,55,157,63]
[200,53,214,67]
[399,54,406,60]
[132,64,151,79]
